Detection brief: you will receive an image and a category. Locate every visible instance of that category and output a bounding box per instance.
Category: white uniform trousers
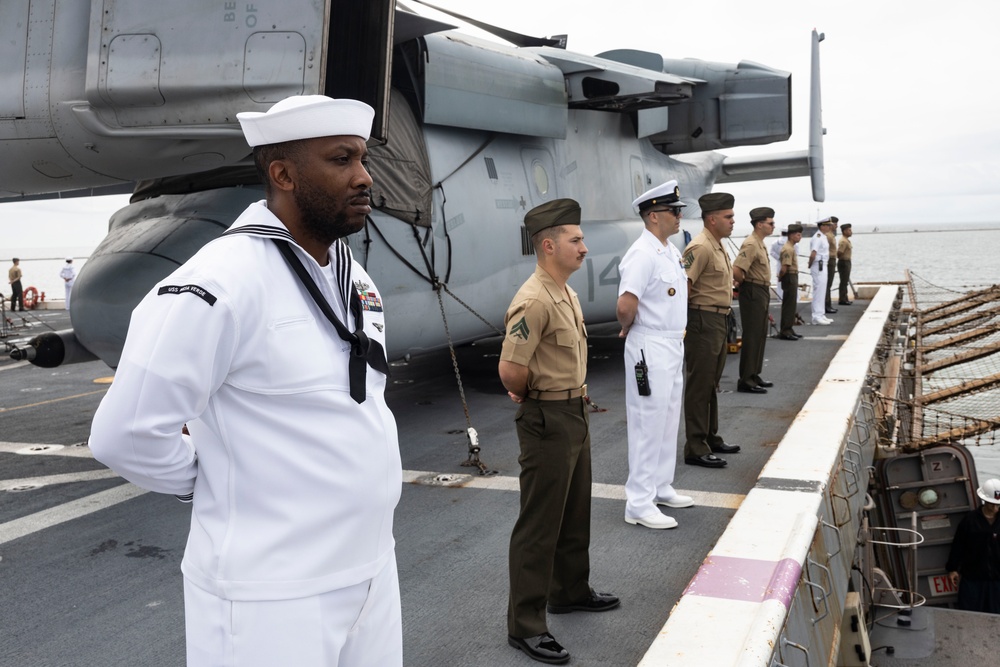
[810,263,827,322]
[184,553,402,667]
[771,261,783,299]
[623,328,685,519]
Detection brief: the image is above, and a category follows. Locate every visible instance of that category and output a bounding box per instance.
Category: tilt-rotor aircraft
[2,0,825,368]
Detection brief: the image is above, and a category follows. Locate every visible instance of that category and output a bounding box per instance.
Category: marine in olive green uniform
[777,223,804,339]
[837,223,853,305]
[498,198,618,665]
[682,192,741,469]
[824,216,839,313]
[733,207,775,393]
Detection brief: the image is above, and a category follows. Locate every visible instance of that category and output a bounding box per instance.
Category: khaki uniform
[824,230,838,310]
[501,266,592,638]
[733,234,771,388]
[837,236,853,303]
[682,230,733,457]
[779,241,799,335]
[8,263,24,311]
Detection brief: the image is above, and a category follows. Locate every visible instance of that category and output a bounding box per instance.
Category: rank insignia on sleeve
[683,251,694,269]
[509,316,530,341]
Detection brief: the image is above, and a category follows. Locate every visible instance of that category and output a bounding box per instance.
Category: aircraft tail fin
[808,29,826,202]
[715,30,826,202]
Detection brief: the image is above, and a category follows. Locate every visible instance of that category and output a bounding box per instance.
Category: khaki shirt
[824,231,838,261]
[838,237,852,261]
[500,266,587,392]
[733,233,771,284]
[780,241,798,274]
[9,265,22,283]
[683,229,733,308]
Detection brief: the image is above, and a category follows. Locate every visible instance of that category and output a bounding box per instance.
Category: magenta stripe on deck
[682,556,801,607]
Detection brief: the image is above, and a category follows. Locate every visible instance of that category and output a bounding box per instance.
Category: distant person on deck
[837,223,854,305]
[777,224,803,340]
[808,219,833,326]
[733,207,775,394]
[769,230,787,300]
[60,257,77,310]
[947,478,1000,614]
[8,257,24,312]
[823,216,839,315]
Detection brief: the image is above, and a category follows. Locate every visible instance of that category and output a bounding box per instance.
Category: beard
[293,176,369,247]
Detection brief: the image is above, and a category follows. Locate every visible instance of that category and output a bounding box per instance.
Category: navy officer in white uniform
[617,180,694,530]
[90,95,403,667]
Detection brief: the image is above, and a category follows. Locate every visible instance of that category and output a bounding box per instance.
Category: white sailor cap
[632,179,687,215]
[236,95,375,148]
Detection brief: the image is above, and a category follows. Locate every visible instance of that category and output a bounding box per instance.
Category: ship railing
[639,286,902,667]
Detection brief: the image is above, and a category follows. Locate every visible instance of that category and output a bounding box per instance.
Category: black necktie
[273,239,388,403]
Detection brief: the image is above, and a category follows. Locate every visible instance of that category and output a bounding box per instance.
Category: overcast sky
[3,0,997,253]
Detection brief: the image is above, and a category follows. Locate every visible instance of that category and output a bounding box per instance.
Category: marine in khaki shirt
[733,207,775,393]
[500,265,587,393]
[683,229,733,309]
[498,198,619,665]
[733,233,771,285]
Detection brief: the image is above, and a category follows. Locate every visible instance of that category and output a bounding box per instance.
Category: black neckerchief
[271,239,388,403]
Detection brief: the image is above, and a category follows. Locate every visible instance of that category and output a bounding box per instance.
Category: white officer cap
[632,179,687,215]
[237,95,375,147]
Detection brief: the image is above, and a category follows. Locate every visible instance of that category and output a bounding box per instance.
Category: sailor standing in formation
[499,199,619,665]
[60,257,77,310]
[837,222,854,305]
[617,180,694,530]
[808,218,834,325]
[769,230,787,300]
[90,95,403,667]
[733,207,775,394]
[682,192,741,469]
[823,216,839,315]
[777,223,804,340]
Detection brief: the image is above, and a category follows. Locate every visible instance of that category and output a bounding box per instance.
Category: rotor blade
[809,29,826,202]
[407,0,565,48]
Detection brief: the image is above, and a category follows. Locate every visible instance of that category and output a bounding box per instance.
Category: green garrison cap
[840,223,852,231]
[749,206,775,223]
[524,198,582,237]
[787,223,803,234]
[699,192,735,214]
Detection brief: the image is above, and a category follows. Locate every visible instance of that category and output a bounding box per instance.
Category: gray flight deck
[3,301,865,666]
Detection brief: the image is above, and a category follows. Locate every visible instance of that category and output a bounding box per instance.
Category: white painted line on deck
[0,467,744,547]
[1,468,120,491]
[404,470,744,509]
[0,483,148,546]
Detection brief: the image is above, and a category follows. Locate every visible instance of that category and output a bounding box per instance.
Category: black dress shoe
[825,307,838,314]
[508,633,570,664]
[685,453,728,468]
[754,378,774,388]
[839,300,853,305]
[547,590,620,614]
[737,382,767,394]
[792,332,804,339]
[777,333,799,341]
[710,442,741,454]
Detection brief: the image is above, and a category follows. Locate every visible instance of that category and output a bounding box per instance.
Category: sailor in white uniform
[60,257,77,309]
[808,219,833,325]
[90,96,403,667]
[769,232,786,299]
[617,180,694,530]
